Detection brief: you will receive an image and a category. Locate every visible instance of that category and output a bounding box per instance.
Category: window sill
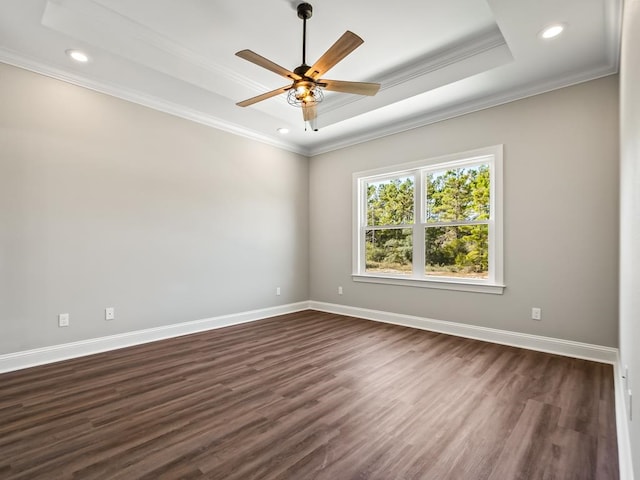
[352,274,505,294]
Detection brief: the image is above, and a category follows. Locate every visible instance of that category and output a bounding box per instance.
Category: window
[353,145,504,294]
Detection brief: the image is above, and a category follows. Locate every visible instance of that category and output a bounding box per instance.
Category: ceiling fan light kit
[235,2,380,131]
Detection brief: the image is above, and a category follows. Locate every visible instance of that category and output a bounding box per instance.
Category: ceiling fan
[235,2,381,131]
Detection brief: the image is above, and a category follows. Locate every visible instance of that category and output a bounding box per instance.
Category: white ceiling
[0,0,621,156]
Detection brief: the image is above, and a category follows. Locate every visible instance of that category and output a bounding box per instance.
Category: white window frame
[352,145,504,294]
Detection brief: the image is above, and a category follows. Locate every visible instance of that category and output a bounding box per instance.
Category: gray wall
[0,63,621,356]
[310,76,619,347]
[619,0,640,475]
[0,63,309,354]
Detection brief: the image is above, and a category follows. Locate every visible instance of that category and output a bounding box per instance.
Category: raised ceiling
[0,0,621,156]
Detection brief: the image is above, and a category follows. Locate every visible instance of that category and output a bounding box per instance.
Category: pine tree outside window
[353,146,504,294]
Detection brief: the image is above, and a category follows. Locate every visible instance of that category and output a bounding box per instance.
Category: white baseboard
[308,301,618,364]
[0,302,308,374]
[2,301,618,373]
[1,300,632,477]
[614,353,636,480]
[310,301,633,478]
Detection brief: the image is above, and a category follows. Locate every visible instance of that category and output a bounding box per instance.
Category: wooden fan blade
[319,79,380,96]
[302,104,318,131]
[236,86,291,107]
[236,50,302,81]
[304,31,363,79]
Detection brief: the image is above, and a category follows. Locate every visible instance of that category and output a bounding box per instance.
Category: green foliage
[367,177,414,226]
[365,165,490,278]
[426,165,490,277]
[365,178,414,273]
[426,166,490,222]
[425,225,488,277]
[365,228,413,272]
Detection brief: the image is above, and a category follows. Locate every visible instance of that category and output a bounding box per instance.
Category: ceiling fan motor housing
[293,65,311,77]
[297,3,313,20]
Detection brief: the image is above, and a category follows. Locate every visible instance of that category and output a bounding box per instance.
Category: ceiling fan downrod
[297,3,313,67]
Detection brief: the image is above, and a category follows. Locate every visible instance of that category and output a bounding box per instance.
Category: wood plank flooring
[0,310,619,479]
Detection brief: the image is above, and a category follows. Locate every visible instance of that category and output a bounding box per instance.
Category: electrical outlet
[338,286,343,295]
[105,307,115,320]
[58,313,69,327]
[276,287,281,296]
[531,307,541,320]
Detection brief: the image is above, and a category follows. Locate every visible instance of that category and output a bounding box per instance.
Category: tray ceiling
[0,0,621,155]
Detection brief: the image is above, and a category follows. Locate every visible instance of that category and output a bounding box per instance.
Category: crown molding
[1,0,621,162]
[0,46,617,159]
[307,63,618,157]
[42,0,269,95]
[2,45,617,159]
[0,49,309,156]
[320,27,508,115]
[381,28,508,89]
[604,0,623,71]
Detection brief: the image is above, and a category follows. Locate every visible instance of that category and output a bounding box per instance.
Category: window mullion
[359,178,367,274]
[424,219,490,227]
[366,224,415,231]
[413,170,425,278]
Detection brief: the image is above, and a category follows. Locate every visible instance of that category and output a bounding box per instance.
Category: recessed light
[539,24,565,40]
[277,128,290,134]
[66,49,89,63]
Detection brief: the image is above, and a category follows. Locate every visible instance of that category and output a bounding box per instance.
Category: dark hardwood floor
[0,310,619,479]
